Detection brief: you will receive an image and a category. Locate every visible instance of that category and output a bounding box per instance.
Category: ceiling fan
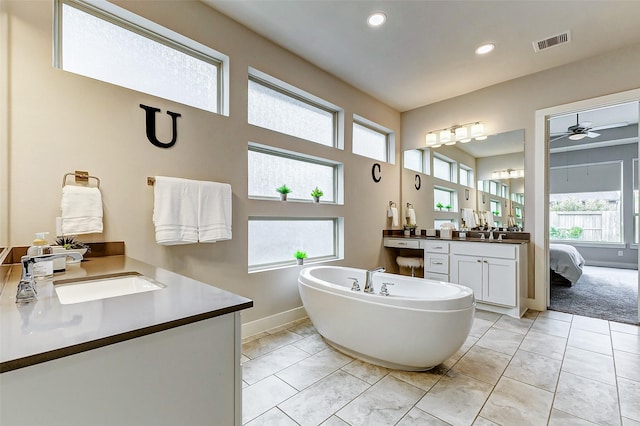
[550,114,628,142]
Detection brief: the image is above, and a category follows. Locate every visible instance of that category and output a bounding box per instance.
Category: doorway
[533,89,640,324]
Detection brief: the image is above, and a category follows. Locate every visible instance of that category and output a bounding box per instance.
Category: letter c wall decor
[372,163,382,182]
[140,104,181,148]
[414,174,421,190]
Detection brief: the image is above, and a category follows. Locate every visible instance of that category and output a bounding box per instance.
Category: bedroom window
[550,162,622,243]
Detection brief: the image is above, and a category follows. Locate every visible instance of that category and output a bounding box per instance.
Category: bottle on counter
[27,232,53,280]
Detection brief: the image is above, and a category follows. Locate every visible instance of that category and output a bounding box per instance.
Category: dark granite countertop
[0,255,253,373]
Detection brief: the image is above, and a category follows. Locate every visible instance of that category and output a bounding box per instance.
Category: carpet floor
[550,265,639,324]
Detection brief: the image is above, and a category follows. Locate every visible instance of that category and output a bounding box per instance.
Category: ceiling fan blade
[550,134,568,142]
[550,131,570,137]
[586,132,600,138]
[590,121,629,131]
[578,121,593,128]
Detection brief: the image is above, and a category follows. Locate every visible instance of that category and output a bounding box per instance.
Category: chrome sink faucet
[364,267,385,293]
[16,252,83,304]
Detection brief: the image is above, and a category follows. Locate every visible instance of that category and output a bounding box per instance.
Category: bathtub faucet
[364,267,385,293]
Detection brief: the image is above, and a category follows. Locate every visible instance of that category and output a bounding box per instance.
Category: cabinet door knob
[477,259,482,263]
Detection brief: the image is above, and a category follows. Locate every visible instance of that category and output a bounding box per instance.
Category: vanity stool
[396,256,423,277]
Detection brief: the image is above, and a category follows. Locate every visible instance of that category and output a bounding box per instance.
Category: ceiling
[202,0,640,112]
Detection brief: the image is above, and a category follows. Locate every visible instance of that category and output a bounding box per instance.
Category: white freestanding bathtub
[298,266,475,371]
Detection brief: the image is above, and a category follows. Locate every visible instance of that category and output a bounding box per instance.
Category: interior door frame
[534,88,640,323]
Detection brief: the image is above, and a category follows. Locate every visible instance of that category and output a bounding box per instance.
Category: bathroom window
[352,117,394,163]
[54,0,227,114]
[489,180,501,196]
[248,72,339,147]
[490,200,501,216]
[459,165,474,187]
[248,143,341,203]
[404,148,429,174]
[248,218,342,271]
[434,187,456,211]
[433,155,455,182]
[501,184,509,199]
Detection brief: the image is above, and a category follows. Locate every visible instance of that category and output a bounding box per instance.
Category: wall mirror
[402,129,524,230]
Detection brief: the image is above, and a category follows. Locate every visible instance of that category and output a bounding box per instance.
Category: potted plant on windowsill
[276,184,292,201]
[310,187,323,203]
[294,250,307,265]
[436,202,444,211]
[445,204,452,211]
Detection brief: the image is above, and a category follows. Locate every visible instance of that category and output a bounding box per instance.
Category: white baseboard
[241,306,308,338]
[586,261,638,270]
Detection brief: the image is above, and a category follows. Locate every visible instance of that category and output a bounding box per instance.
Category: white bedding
[550,243,586,284]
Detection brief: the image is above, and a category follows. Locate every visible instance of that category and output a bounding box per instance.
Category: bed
[549,243,586,285]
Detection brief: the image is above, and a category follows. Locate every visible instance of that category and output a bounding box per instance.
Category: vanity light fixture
[425,122,486,147]
[367,12,386,27]
[492,168,524,179]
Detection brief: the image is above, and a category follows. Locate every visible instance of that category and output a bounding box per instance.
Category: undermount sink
[54,272,165,305]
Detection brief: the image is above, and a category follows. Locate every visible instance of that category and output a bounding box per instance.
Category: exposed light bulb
[475,43,495,55]
[367,12,386,27]
[439,130,452,144]
[425,133,437,145]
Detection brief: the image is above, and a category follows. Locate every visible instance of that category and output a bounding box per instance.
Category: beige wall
[5,0,401,325]
[402,42,640,302]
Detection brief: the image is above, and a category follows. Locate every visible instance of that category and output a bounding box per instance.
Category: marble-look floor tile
[611,322,640,336]
[519,329,567,360]
[553,371,620,426]
[469,318,495,338]
[612,331,640,354]
[472,417,499,425]
[475,327,525,356]
[492,314,534,335]
[572,315,611,335]
[454,345,511,385]
[623,417,640,426]
[548,408,598,425]
[503,349,561,392]
[241,354,250,364]
[245,407,299,426]
[389,367,446,392]
[415,372,493,425]
[336,375,425,425]
[562,346,616,385]
[396,407,451,425]
[243,376,298,424]
[320,416,349,425]
[450,335,479,361]
[480,376,554,426]
[341,359,388,384]
[243,330,304,359]
[243,331,269,344]
[618,377,640,422]
[286,319,318,338]
[243,345,310,385]
[523,310,540,320]
[568,328,613,356]
[540,310,574,322]
[292,333,329,355]
[475,310,502,322]
[531,317,572,338]
[615,349,640,382]
[276,347,353,390]
[278,370,369,426]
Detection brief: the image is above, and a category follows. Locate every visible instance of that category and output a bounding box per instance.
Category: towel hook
[406,203,413,209]
[389,201,396,208]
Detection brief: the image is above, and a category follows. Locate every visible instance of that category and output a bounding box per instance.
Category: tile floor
[241,310,640,426]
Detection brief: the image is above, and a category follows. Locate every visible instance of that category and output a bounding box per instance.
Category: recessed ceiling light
[367,12,386,27]
[475,43,495,55]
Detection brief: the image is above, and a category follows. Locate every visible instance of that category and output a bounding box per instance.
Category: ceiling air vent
[533,30,571,52]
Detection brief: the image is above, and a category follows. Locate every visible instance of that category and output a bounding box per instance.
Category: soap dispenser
[27,232,53,280]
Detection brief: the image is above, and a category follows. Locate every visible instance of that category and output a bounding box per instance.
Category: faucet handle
[380,282,395,296]
[348,277,361,292]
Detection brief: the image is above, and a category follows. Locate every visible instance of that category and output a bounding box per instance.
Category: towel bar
[62,171,100,188]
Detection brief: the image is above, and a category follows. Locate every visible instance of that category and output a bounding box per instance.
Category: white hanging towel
[406,208,416,226]
[461,208,477,228]
[153,177,199,245]
[388,206,399,227]
[198,181,232,243]
[58,185,103,235]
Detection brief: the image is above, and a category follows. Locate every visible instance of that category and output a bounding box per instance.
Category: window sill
[249,196,339,205]
[248,257,340,274]
[551,241,626,249]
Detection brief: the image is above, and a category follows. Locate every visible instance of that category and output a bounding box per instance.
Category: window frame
[459,164,474,188]
[248,71,340,148]
[433,154,455,182]
[434,186,457,212]
[54,0,228,115]
[352,115,394,163]
[248,216,343,272]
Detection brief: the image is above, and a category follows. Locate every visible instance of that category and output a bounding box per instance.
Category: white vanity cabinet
[450,242,527,317]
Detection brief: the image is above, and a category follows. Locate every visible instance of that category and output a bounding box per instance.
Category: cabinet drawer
[425,272,449,282]
[424,241,449,253]
[450,242,515,259]
[383,238,421,249]
[425,254,449,274]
